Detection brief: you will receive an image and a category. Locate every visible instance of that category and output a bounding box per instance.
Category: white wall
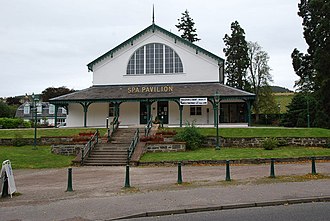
[66,103,84,127]
[92,30,220,86]
[119,102,139,125]
[87,103,109,127]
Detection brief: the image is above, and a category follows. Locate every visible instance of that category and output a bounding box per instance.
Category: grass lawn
[0,128,108,139]
[0,146,75,169]
[169,127,330,138]
[140,147,330,162]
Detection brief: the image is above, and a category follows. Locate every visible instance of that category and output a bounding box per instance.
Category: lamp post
[31,93,39,150]
[306,94,310,128]
[214,91,221,150]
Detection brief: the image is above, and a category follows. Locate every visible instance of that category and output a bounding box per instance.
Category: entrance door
[140,102,148,124]
[157,101,169,124]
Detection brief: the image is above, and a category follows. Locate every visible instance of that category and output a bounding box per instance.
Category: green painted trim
[87,24,224,72]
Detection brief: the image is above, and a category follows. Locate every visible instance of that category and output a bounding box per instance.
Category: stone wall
[51,144,83,156]
[0,137,76,146]
[145,142,186,152]
[203,137,330,147]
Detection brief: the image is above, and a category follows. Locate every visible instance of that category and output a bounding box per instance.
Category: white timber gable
[89,25,223,86]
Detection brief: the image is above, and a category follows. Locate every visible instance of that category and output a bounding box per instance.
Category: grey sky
[0,0,307,98]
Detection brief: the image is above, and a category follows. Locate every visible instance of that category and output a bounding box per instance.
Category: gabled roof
[87,24,224,72]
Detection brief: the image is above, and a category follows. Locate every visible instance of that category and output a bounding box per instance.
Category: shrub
[0,118,27,129]
[12,133,28,147]
[174,122,204,150]
[262,138,279,150]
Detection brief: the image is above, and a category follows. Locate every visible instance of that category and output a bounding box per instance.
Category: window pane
[49,104,55,114]
[155,43,163,73]
[136,47,144,74]
[165,46,174,73]
[175,53,183,73]
[127,55,135,75]
[146,44,154,74]
[196,107,202,115]
[24,104,30,114]
[190,107,195,115]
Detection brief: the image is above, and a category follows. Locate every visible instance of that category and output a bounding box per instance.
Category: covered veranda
[50,82,255,128]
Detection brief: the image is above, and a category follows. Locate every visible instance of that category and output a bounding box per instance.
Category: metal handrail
[127,128,139,164]
[144,115,153,136]
[107,116,120,142]
[81,129,99,165]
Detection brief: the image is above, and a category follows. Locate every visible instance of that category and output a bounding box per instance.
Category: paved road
[0,162,329,221]
[124,202,330,221]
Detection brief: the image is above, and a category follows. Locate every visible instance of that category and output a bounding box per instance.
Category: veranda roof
[50,82,255,104]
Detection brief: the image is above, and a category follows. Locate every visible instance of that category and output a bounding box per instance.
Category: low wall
[203,137,329,147]
[51,144,83,156]
[0,137,77,146]
[145,142,186,152]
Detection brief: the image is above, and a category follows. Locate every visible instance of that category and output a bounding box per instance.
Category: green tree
[41,86,75,102]
[292,0,330,128]
[0,101,16,118]
[176,10,200,43]
[247,41,276,121]
[223,21,250,90]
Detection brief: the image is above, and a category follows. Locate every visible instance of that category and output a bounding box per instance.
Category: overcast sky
[0,0,307,98]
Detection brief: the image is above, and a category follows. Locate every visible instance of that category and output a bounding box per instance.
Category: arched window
[127,43,183,75]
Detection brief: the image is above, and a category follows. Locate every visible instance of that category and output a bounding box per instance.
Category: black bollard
[177,162,183,184]
[225,160,231,181]
[66,168,73,192]
[270,158,275,178]
[311,157,317,175]
[124,164,130,188]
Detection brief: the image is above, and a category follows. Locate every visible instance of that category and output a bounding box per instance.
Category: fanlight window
[127,43,183,75]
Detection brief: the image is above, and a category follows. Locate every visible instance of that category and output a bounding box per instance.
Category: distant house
[15,102,67,126]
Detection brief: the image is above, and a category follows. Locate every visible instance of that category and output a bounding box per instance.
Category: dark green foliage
[176,10,200,43]
[292,0,330,128]
[0,118,30,129]
[41,86,75,102]
[5,96,22,106]
[0,101,16,118]
[223,21,250,90]
[281,92,329,128]
[262,138,279,150]
[174,122,204,150]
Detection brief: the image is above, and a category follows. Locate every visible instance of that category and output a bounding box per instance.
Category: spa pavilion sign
[50,21,255,127]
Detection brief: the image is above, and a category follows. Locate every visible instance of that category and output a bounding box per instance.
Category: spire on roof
[152,5,155,24]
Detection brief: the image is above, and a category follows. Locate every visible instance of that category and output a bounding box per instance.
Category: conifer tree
[223,21,250,90]
[176,10,200,43]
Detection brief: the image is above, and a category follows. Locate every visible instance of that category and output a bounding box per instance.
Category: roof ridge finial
[152,4,155,24]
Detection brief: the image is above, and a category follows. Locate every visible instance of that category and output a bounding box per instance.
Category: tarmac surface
[0,162,330,221]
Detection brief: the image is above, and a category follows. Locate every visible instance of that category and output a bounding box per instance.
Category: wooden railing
[81,129,99,165]
[107,116,120,142]
[144,115,153,136]
[127,128,139,164]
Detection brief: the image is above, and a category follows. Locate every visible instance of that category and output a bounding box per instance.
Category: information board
[180,98,208,105]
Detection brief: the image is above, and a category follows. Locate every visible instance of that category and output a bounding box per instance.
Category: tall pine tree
[223,21,250,90]
[176,10,200,43]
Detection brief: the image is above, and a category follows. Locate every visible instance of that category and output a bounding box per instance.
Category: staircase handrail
[81,129,99,165]
[127,128,139,164]
[144,115,153,136]
[107,116,120,142]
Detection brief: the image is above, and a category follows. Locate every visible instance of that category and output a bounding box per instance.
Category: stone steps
[83,128,136,166]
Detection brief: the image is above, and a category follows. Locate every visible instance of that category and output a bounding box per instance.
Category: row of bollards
[64,157,319,191]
